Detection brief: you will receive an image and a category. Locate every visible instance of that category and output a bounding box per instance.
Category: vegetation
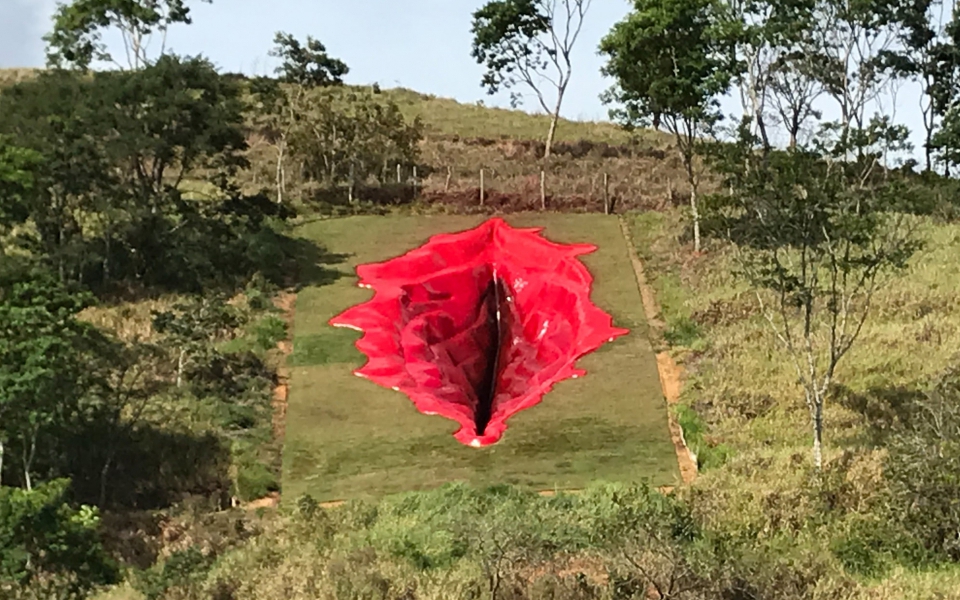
[3,0,960,597]
[471,0,593,159]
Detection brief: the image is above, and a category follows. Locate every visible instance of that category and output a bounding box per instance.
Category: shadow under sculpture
[330,217,629,447]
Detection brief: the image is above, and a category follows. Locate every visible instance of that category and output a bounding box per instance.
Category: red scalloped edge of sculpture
[329,217,629,447]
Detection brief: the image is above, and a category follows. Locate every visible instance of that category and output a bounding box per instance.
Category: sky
[0,0,930,159]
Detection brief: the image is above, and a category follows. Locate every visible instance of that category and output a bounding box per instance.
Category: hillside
[5,64,960,600]
[2,67,685,213]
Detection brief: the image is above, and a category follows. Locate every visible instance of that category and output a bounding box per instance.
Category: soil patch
[242,291,295,511]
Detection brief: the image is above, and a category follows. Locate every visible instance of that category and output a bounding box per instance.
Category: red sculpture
[329,218,629,447]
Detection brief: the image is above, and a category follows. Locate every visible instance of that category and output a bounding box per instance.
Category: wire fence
[382,163,684,214]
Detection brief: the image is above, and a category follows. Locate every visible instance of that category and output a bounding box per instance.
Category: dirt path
[272,291,296,445]
[242,291,296,511]
[618,217,698,485]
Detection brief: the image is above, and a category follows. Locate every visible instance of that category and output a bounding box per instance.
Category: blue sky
[1,0,929,159]
[3,0,633,122]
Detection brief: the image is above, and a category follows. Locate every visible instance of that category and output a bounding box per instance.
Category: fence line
[390,163,643,214]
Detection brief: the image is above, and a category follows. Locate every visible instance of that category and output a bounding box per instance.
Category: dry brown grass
[0,67,39,88]
[632,208,960,596]
[2,69,688,210]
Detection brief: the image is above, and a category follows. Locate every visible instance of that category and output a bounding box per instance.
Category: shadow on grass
[834,384,926,445]
[289,236,351,290]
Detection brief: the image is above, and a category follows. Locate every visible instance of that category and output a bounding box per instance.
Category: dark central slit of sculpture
[473,276,509,436]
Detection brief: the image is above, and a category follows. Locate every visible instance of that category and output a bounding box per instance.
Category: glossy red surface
[329,218,629,447]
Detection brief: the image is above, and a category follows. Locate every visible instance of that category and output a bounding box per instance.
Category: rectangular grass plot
[283,214,679,502]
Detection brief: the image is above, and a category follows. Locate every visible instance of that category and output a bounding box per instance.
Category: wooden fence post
[348,163,355,205]
[540,170,546,210]
[603,172,610,215]
[412,165,418,198]
[397,163,402,184]
[480,169,485,206]
[444,166,452,193]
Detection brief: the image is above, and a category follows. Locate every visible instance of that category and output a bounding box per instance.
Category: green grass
[632,212,960,452]
[282,214,678,501]
[631,209,960,596]
[376,87,646,145]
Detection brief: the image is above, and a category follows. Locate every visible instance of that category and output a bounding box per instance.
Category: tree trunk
[0,438,4,486]
[57,202,65,283]
[275,139,286,204]
[23,432,36,492]
[103,232,111,284]
[100,452,114,508]
[176,348,186,388]
[545,93,564,160]
[811,391,824,470]
[690,184,701,253]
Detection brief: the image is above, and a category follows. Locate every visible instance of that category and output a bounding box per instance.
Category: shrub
[0,479,119,599]
[663,315,703,347]
[675,404,733,471]
[252,315,287,352]
[884,365,960,562]
[133,547,213,600]
[235,462,279,503]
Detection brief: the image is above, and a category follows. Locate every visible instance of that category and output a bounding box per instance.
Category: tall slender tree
[471,0,592,159]
[600,0,736,252]
[44,0,212,70]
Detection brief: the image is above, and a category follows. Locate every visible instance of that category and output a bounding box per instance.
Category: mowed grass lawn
[282,214,678,502]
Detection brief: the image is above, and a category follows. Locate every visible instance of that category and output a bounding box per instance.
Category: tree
[471,0,592,159]
[0,70,111,283]
[600,0,735,253]
[0,57,254,291]
[0,479,119,599]
[287,88,423,198]
[0,138,43,234]
[0,268,114,490]
[44,0,212,70]
[722,0,823,150]
[270,31,349,88]
[89,342,168,507]
[703,123,921,469]
[253,32,349,204]
[805,0,910,159]
[152,294,245,388]
[878,0,959,172]
[926,5,960,173]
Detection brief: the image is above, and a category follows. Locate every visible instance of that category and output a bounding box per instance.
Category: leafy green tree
[0,57,257,291]
[0,268,114,490]
[600,0,735,252]
[270,31,349,88]
[152,294,245,388]
[87,341,168,507]
[721,0,823,150]
[252,32,348,203]
[0,70,112,282]
[0,138,43,234]
[877,0,959,171]
[44,0,212,70]
[287,88,423,199]
[703,123,921,469]
[0,479,118,599]
[471,0,592,158]
[927,8,960,173]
